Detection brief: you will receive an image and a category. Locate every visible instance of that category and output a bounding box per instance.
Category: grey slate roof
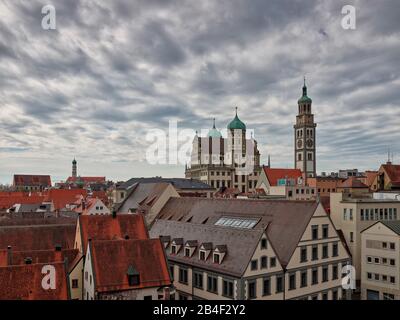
[379,220,400,235]
[115,182,170,213]
[119,177,213,190]
[150,219,265,277]
[155,197,319,266]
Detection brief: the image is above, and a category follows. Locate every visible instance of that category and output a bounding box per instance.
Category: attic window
[213,253,220,264]
[127,265,140,286]
[199,251,206,261]
[171,245,177,254]
[215,217,258,229]
[185,248,191,257]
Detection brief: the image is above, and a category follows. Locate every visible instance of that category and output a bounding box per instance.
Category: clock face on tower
[297,139,303,149]
[306,139,314,148]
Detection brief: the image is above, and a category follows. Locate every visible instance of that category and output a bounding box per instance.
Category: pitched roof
[0,195,45,210]
[0,262,68,300]
[120,177,213,190]
[43,189,87,210]
[364,171,379,187]
[0,224,76,251]
[13,175,51,187]
[155,197,319,267]
[78,214,148,254]
[338,177,368,189]
[150,220,265,277]
[382,164,400,184]
[0,216,75,227]
[377,220,400,236]
[115,182,170,213]
[263,168,303,186]
[89,239,171,293]
[66,176,106,184]
[0,248,80,269]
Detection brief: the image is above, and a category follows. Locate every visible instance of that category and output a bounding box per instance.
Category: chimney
[7,246,12,266]
[25,257,32,265]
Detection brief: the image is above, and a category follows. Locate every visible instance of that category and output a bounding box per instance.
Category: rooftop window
[215,217,258,229]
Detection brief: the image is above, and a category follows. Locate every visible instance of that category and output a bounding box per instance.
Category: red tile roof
[382,164,400,184]
[91,191,108,205]
[89,239,171,293]
[338,177,368,189]
[13,175,51,187]
[0,224,76,251]
[66,176,106,184]
[78,214,149,254]
[0,248,80,270]
[43,189,87,210]
[0,195,45,210]
[0,262,68,300]
[263,168,303,186]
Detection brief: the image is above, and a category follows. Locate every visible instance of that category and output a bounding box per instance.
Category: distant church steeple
[72,158,77,178]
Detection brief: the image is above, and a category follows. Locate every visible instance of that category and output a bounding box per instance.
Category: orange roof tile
[0,195,45,210]
[382,164,400,184]
[90,239,171,293]
[13,175,51,187]
[78,214,149,254]
[0,262,68,300]
[338,177,368,189]
[0,224,76,251]
[263,168,303,186]
[43,189,87,210]
[0,248,80,269]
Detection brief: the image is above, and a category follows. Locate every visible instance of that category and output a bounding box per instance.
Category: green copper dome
[298,77,312,104]
[207,118,222,138]
[227,108,246,130]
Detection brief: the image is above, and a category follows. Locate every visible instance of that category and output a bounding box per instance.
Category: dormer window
[198,242,213,261]
[213,245,227,264]
[185,248,191,257]
[171,238,183,254]
[127,265,140,286]
[199,251,206,261]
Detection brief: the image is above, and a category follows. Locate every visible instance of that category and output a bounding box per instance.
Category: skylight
[214,217,258,229]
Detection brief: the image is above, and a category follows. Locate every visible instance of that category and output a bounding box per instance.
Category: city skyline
[1,0,400,184]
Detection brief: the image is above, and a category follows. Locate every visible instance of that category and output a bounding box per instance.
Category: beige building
[151,198,351,300]
[256,167,316,200]
[185,112,261,194]
[361,221,400,300]
[330,192,400,285]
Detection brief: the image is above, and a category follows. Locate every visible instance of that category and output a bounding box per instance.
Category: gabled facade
[83,239,171,300]
[361,221,400,300]
[151,198,351,300]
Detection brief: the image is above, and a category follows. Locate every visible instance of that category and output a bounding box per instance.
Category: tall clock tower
[294,78,317,182]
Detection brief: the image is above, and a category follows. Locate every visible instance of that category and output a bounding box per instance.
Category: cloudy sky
[0,0,399,184]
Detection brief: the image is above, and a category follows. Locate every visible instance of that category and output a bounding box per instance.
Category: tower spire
[213,118,216,129]
[302,76,307,96]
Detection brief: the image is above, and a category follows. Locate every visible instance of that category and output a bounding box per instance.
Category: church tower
[72,158,77,178]
[294,78,317,182]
